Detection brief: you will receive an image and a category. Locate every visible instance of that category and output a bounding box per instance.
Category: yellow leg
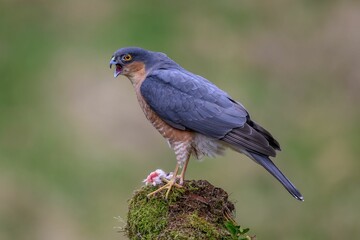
[147,163,182,199]
[179,156,190,185]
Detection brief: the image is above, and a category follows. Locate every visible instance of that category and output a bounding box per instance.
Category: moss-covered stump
[126,180,255,240]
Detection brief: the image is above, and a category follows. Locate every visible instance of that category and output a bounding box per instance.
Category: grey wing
[140,70,279,156]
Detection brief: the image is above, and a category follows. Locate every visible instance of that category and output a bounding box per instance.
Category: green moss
[126,180,254,239]
[187,213,222,239]
[186,180,200,191]
[126,186,169,239]
[159,212,224,239]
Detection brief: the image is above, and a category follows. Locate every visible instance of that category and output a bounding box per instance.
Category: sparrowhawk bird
[109,47,303,201]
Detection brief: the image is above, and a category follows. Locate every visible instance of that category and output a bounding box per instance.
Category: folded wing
[140,69,279,157]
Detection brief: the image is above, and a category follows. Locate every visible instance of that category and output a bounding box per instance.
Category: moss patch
[126,180,254,239]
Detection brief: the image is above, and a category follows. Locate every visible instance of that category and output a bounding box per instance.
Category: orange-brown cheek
[123,62,147,86]
[124,62,145,74]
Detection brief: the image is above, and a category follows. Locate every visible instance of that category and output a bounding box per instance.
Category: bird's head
[110,47,179,81]
[109,47,152,78]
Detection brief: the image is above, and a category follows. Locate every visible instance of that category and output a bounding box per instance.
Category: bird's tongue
[114,65,122,77]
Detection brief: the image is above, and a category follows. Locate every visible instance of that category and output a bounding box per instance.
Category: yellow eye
[122,54,132,62]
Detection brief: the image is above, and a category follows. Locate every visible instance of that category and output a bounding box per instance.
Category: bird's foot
[147,176,182,199]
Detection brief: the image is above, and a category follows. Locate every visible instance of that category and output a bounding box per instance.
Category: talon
[147,178,182,199]
[160,177,182,188]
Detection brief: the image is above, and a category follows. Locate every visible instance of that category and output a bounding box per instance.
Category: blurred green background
[1,0,359,239]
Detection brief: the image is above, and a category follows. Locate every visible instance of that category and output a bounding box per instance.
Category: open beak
[109,56,122,78]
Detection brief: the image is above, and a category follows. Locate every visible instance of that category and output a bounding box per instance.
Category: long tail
[250,152,304,201]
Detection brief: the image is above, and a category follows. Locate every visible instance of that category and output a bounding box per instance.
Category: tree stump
[126,180,254,239]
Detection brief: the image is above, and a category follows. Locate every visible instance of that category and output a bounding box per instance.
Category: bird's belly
[144,107,194,163]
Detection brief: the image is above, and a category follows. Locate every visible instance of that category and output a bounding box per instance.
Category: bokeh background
[1,0,359,239]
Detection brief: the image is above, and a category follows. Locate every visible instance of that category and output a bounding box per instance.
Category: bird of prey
[109,47,303,201]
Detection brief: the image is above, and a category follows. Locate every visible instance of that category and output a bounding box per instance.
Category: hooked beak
[109,56,122,78]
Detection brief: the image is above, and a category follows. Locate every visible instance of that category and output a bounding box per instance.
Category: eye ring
[122,54,132,62]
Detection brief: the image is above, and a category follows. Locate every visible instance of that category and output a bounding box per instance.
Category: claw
[147,177,182,199]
